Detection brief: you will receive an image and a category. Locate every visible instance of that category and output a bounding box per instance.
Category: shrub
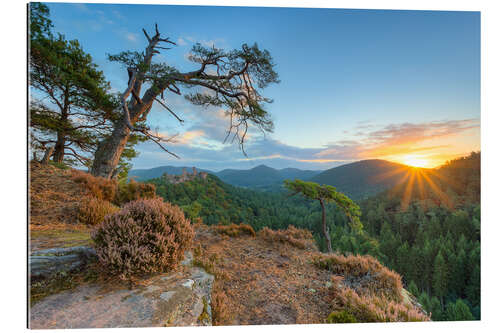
[115,180,156,206]
[71,170,117,202]
[91,198,194,278]
[313,253,403,301]
[211,284,231,325]
[327,310,358,323]
[213,223,256,237]
[331,287,429,322]
[77,196,119,225]
[258,225,315,249]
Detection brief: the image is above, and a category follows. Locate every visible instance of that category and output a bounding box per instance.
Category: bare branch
[142,28,152,43]
[138,130,180,159]
[154,97,184,123]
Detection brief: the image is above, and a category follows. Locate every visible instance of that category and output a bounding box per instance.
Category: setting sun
[402,155,429,168]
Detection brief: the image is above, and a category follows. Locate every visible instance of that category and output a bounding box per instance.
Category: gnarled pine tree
[284,179,363,253]
[29,3,118,166]
[90,24,279,178]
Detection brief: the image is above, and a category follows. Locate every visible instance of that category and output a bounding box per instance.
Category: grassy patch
[30,227,92,251]
[212,223,256,237]
[313,253,403,302]
[329,286,429,322]
[258,225,315,250]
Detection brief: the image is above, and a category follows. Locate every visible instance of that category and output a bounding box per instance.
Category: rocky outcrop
[30,246,96,280]
[29,251,214,329]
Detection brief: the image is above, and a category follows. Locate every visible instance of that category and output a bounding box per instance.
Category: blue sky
[42,2,480,171]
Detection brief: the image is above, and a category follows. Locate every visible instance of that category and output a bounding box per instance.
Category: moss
[198,296,211,323]
[327,310,358,323]
[48,161,70,170]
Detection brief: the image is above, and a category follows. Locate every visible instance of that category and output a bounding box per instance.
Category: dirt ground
[193,224,334,325]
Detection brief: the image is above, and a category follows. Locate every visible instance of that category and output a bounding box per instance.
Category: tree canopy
[91,24,280,178]
[29,3,119,166]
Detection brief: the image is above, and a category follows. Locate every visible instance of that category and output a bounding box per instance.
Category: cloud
[179,36,226,48]
[125,32,139,42]
[132,116,479,170]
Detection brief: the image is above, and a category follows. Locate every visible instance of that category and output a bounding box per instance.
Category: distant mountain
[215,165,321,188]
[130,164,321,188]
[311,159,416,200]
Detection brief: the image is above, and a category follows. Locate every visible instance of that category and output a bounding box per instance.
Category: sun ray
[401,169,417,211]
[421,171,453,209]
[372,165,411,183]
[415,169,426,201]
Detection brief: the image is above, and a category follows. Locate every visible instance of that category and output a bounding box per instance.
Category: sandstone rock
[30,246,97,280]
[29,251,214,329]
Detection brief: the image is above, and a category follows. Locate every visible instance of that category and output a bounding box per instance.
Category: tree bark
[319,198,333,253]
[52,133,65,163]
[90,119,131,178]
[41,145,55,164]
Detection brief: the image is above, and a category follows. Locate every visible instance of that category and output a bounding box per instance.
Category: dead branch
[154,97,184,123]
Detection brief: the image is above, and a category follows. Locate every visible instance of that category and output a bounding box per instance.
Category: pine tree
[408,280,419,297]
[29,3,119,166]
[284,179,362,253]
[432,250,448,305]
[430,296,444,321]
[446,299,474,321]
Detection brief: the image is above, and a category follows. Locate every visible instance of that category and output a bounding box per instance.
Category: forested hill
[129,166,212,181]
[360,152,481,321]
[216,165,320,188]
[147,173,325,232]
[311,159,418,201]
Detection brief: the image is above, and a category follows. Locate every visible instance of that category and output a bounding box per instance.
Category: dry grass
[212,223,256,237]
[211,284,231,325]
[192,224,333,325]
[30,162,87,226]
[114,180,156,206]
[258,225,316,250]
[329,283,429,322]
[313,253,403,302]
[70,169,117,202]
[77,196,120,226]
[193,223,426,325]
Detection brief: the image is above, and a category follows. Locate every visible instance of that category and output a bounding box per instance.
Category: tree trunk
[319,198,333,253]
[41,145,55,164]
[52,133,65,163]
[90,119,130,178]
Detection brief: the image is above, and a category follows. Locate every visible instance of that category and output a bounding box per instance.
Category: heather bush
[77,196,119,225]
[258,225,315,250]
[91,198,194,278]
[213,223,256,237]
[314,253,403,301]
[71,170,117,202]
[115,180,156,206]
[330,287,429,322]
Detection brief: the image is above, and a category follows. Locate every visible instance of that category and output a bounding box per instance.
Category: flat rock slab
[30,246,97,280]
[30,252,214,329]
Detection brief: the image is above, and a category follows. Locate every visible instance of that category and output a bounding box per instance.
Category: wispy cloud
[134,117,479,170]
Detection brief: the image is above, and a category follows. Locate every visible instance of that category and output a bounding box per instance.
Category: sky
[42,2,480,171]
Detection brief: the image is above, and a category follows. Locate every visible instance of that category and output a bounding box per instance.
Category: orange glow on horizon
[401,155,430,168]
[383,152,470,169]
